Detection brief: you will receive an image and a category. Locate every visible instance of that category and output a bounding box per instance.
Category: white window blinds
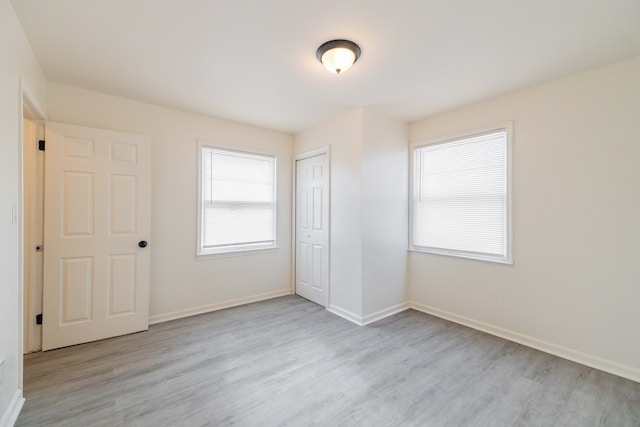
[199,146,276,255]
[412,128,511,263]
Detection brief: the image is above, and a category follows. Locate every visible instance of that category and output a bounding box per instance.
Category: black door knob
[138,241,148,248]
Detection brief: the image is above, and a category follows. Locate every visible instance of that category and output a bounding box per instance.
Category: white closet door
[42,122,151,350]
[295,154,329,307]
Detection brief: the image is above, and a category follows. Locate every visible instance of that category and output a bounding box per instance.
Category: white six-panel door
[295,154,329,307]
[42,122,151,351]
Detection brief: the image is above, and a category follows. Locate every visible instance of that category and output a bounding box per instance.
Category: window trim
[196,140,278,258]
[409,122,513,264]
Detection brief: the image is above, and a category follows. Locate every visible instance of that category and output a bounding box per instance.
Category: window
[198,144,276,256]
[411,124,512,263]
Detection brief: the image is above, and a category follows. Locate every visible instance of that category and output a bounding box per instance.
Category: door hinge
[38,140,45,151]
[36,314,43,325]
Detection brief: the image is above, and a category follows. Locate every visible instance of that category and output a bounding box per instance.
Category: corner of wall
[0,391,24,427]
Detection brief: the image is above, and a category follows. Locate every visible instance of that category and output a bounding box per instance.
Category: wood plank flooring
[17,296,640,426]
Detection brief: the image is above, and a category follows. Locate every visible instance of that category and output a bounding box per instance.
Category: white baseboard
[361,302,410,326]
[327,302,410,326]
[327,304,363,325]
[149,289,291,325]
[0,390,24,427]
[410,301,640,383]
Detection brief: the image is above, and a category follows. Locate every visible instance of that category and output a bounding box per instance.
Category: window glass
[199,146,276,255]
[411,127,511,263]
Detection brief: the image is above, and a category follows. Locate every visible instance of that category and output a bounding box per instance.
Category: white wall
[361,109,408,319]
[409,57,640,381]
[47,83,293,323]
[294,108,409,323]
[0,1,47,425]
[295,109,364,317]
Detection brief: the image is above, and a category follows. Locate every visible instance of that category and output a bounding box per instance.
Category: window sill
[408,248,513,265]
[197,246,280,261]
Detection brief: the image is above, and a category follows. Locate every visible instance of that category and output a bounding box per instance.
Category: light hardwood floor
[17,296,640,426]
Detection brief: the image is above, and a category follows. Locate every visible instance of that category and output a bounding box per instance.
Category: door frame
[22,108,45,355]
[18,79,47,388]
[291,146,331,308]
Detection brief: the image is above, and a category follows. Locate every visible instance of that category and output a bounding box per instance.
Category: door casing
[22,113,45,354]
[19,79,47,389]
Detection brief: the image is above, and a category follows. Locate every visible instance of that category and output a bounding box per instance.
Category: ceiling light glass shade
[321,47,356,74]
[316,40,361,74]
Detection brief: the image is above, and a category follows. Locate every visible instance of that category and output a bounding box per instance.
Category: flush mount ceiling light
[316,39,361,75]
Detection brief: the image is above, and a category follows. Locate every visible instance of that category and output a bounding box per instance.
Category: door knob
[138,241,148,248]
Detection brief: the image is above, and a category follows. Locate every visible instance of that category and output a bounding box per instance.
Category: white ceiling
[11,0,640,133]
